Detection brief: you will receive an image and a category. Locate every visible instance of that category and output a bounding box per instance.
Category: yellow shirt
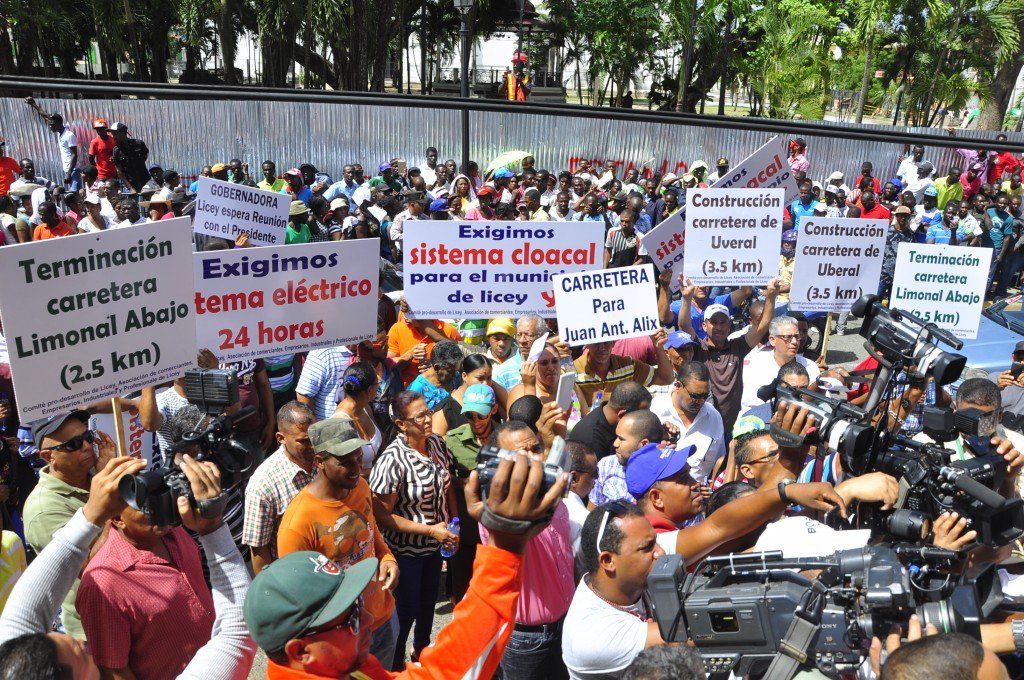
[0,531,26,614]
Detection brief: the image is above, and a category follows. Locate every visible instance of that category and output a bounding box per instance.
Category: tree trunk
[978,57,1024,131]
[854,24,875,123]
[219,0,238,85]
[717,0,732,116]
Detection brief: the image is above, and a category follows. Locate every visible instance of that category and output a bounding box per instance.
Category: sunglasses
[683,386,711,402]
[48,429,96,453]
[301,596,363,639]
[595,500,632,553]
[465,412,491,421]
[773,334,801,344]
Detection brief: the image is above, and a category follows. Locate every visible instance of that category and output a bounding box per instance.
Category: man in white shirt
[418,146,439,186]
[387,193,428,257]
[740,316,820,411]
[24,98,80,191]
[113,197,150,229]
[649,362,725,483]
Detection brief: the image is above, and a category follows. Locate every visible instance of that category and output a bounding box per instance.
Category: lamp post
[454,0,474,175]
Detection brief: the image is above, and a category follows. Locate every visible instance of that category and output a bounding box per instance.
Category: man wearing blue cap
[914,184,942,240]
[625,442,702,533]
[427,198,450,219]
[493,167,515,203]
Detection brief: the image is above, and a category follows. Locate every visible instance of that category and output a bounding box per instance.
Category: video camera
[648,545,1003,680]
[118,368,256,526]
[476,435,567,501]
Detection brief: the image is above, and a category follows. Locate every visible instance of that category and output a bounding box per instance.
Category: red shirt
[88,134,118,179]
[0,156,19,196]
[32,220,76,240]
[859,204,891,221]
[853,175,881,194]
[77,526,215,680]
[989,152,1021,184]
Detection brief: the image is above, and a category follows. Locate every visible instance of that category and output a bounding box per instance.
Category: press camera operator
[0,455,256,679]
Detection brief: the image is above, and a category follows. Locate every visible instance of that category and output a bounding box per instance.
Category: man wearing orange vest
[499,53,532,102]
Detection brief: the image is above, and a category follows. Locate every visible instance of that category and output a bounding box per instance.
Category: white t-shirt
[740,346,820,411]
[57,128,78,173]
[563,579,652,680]
[649,393,726,483]
[563,492,589,576]
[0,214,18,245]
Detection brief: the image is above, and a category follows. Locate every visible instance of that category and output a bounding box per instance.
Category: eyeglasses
[595,500,631,553]
[746,449,781,465]
[683,386,711,402]
[48,429,96,453]
[402,410,432,423]
[301,596,363,639]
[773,334,801,344]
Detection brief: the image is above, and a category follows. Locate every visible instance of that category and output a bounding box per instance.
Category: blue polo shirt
[669,293,735,340]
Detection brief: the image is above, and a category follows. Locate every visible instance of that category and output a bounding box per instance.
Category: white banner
[789,218,888,312]
[403,221,604,317]
[194,176,291,246]
[682,188,785,286]
[709,136,800,203]
[889,242,992,339]
[552,265,660,347]
[194,239,378,361]
[93,406,164,470]
[640,208,686,292]
[0,219,197,422]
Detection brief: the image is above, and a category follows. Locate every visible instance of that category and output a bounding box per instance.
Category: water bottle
[439,517,460,558]
[590,390,605,412]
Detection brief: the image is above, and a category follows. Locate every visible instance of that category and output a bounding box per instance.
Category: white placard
[194,239,379,361]
[682,188,785,285]
[93,407,164,470]
[403,221,604,317]
[640,208,686,291]
[0,219,198,422]
[889,242,992,339]
[789,218,888,312]
[194,176,290,246]
[709,135,800,203]
[552,265,660,347]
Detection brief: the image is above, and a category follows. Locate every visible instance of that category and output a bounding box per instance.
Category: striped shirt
[573,354,656,410]
[604,227,647,262]
[295,346,354,420]
[369,434,453,556]
[155,388,190,454]
[241,448,316,552]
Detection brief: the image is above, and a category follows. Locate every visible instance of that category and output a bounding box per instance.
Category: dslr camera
[118,369,256,526]
[476,435,567,501]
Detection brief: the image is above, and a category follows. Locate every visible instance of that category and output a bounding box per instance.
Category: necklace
[584,575,651,621]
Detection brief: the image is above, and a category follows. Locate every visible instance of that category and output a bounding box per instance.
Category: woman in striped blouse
[369,390,459,671]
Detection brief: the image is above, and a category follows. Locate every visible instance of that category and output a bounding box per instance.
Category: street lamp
[454,0,473,174]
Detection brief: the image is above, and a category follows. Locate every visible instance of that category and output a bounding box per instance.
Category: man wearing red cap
[88,118,118,181]
[499,53,532,102]
[465,185,497,220]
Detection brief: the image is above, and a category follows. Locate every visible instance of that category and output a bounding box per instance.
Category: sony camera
[118,368,256,526]
[476,435,567,501]
[758,381,875,463]
[648,545,1002,680]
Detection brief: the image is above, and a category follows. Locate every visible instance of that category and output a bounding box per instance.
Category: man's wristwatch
[778,478,797,506]
[1012,618,1024,654]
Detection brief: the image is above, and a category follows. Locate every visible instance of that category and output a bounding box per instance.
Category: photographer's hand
[177,453,224,536]
[931,511,977,550]
[785,482,848,518]
[661,421,680,448]
[993,437,1024,478]
[464,450,568,554]
[835,472,898,510]
[869,615,938,677]
[82,456,147,526]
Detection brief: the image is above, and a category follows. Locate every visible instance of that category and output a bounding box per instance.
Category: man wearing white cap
[826,170,850,195]
[740,315,820,411]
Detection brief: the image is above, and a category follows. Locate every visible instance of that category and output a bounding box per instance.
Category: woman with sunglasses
[369,391,458,670]
[406,340,463,412]
[431,354,508,437]
[332,362,383,475]
[508,343,584,428]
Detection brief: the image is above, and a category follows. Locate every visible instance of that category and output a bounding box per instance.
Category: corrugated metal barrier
[1,97,1021,186]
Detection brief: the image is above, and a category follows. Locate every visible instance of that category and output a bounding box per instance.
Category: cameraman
[0,456,256,679]
[562,481,846,679]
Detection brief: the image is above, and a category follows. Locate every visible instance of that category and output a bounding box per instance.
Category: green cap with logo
[308,417,369,457]
[244,552,379,655]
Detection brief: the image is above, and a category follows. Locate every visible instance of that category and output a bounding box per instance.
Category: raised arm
[675,275,697,337]
[746,278,779,348]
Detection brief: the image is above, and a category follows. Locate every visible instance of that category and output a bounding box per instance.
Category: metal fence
[1,94,1021,186]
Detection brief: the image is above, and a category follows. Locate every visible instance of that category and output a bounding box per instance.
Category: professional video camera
[118,368,256,526]
[648,545,1003,680]
[476,435,567,501]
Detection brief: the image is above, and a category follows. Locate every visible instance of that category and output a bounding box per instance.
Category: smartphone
[395,158,408,175]
[1012,362,1024,379]
[555,371,577,412]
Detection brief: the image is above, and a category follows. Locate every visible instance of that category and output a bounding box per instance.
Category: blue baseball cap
[625,442,697,499]
[461,384,496,416]
[665,331,698,351]
[494,167,515,179]
[781,229,798,242]
[378,162,391,173]
[428,198,449,212]
[923,186,938,197]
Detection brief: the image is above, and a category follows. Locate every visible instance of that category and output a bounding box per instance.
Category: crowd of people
[0,99,1023,680]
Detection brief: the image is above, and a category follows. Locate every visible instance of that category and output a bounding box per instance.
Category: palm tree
[853,0,896,123]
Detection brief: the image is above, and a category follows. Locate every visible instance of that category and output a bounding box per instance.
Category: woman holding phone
[508,342,584,429]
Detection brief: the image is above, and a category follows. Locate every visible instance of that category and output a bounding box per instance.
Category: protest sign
[0,219,197,422]
[681,188,784,286]
[789,217,888,312]
[552,265,660,347]
[403,221,604,317]
[194,239,378,361]
[710,136,800,204]
[889,242,991,339]
[93,407,164,470]
[640,208,685,291]
[194,176,290,246]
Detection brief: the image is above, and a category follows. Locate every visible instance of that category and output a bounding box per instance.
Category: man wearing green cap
[276,418,400,667]
[245,443,568,679]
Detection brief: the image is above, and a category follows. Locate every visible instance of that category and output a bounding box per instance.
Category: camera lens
[118,472,148,511]
[884,509,931,541]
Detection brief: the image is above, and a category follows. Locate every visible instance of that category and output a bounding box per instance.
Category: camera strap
[763,580,827,680]
[479,505,553,535]
[197,493,229,519]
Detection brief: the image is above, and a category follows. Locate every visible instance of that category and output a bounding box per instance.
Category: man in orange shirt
[244,439,567,680]
[32,201,76,240]
[387,299,461,385]
[277,419,400,666]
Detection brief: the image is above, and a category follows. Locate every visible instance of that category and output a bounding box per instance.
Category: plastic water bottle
[439,517,460,558]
